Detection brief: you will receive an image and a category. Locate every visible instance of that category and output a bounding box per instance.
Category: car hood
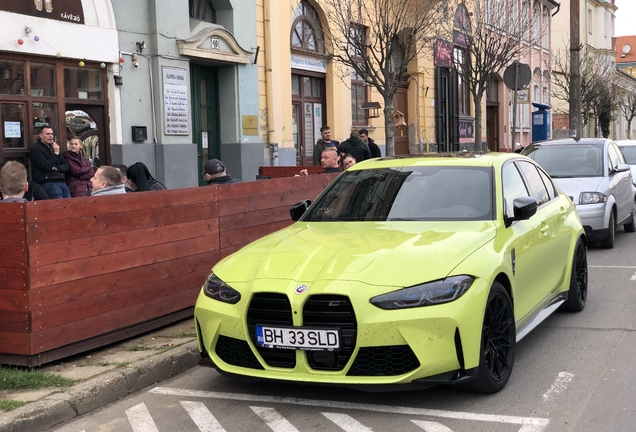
[552,177,604,202]
[214,222,497,288]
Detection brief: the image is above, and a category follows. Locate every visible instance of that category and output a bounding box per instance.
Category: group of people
[300,126,380,176]
[313,126,381,167]
[0,126,167,202]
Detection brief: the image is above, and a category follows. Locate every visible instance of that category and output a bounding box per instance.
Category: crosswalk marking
[126,403,159,432]
[181,401,227,432]
[412,420,454,432]
[250,406,300,432]
[150,387,550,431]
[322,412,373,431]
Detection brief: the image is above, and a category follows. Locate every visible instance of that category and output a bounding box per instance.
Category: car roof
[616,140,636,146]
[349,152,523,170]
[531,138,608,147]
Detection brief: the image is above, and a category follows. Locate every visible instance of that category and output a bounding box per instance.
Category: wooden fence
[0,174,335,366]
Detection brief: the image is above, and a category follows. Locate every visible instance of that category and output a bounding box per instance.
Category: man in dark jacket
[202,159,241,184]
[359,128,381,158]
[29,126,71,199]
[339,130,372,163]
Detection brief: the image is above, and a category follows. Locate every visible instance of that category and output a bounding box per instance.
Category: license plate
[256,325,340,351]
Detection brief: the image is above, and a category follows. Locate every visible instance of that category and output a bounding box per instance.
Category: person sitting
[127,162,167,192]
[202,159,241,184]
[0,161,29,202]
[0,162,48,201]
[90,166,127,196]
[340,153,357,170]
[112,164,134,193]
[63,136,95,197]
[29,126,71,199]
[300,148,341,175]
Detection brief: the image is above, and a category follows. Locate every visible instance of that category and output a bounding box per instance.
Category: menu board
[163,67,189,135]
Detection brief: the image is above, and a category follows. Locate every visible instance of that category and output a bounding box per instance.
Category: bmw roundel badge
[294,285,307,295]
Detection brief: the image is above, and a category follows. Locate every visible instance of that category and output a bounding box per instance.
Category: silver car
[522,138,635,248]
[616,140,636,181]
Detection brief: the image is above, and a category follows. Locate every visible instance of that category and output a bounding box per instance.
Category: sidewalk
[0,318,200,432]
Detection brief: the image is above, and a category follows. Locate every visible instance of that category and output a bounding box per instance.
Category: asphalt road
[50,229,636,432]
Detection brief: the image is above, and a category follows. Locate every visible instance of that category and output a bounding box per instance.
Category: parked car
[522,138,636,248]
[194,153,587,394]
[616,140,636,181]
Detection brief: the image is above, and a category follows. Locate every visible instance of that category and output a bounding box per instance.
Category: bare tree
[617,80,636,139]
[552,45,616,136]
[321,0,444,156]
[442,0,542,151]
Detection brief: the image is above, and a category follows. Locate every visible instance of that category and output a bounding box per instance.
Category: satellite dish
[623,44,632,54]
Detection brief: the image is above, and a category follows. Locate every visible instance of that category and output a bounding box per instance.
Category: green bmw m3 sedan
[194,152,587,393]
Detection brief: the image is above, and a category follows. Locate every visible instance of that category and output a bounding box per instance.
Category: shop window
[31,102,58,140]
[30,63,56,97]
[292,75,300,96]
[291,0,324,54]
[64,67,103,100]
[0,60,25,95]
[2,103,26,148]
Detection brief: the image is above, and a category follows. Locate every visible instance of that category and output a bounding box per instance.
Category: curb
[0,341,200,432]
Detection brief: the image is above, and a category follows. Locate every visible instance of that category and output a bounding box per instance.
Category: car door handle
[560,207,568,218]
[540,224,549,236]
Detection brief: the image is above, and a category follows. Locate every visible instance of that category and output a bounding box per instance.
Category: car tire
[457,282,515,394]
[559,238,588,312]
[600,211,615,249]
[624,202,636,233]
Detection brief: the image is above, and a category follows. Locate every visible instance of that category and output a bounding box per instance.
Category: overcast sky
[615,0,635,37]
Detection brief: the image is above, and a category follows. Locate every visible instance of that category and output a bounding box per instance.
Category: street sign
[503,62,531,90]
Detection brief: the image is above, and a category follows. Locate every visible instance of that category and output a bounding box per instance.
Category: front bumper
[193,278,490,386]
[576,202,607,239]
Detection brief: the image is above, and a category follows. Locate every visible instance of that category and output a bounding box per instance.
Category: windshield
[302,166,493,222]
[525,144,603,178]
[619,146,636,165]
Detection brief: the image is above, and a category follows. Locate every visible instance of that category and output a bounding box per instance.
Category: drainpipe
[264,0,276,154]
[423,80,430,152]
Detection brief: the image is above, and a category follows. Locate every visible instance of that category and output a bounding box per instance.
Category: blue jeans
[42,182,71,199]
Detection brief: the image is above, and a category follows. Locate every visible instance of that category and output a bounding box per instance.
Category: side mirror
[290,200,311,221]
[505,196,538,227]
[615,163,631,174]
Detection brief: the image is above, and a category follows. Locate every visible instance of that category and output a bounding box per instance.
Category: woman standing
[63,136,95,197]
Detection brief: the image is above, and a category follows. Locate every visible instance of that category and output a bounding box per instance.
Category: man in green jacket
[313,126,339,166]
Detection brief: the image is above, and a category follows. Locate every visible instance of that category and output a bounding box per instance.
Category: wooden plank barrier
[0,174,335,366]
[258,166,327,178]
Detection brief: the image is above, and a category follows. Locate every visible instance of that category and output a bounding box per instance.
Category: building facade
[0,0,261,187]
[551,0,617,139]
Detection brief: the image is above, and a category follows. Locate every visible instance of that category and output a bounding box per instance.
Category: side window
[537,167,557,201]
[502,162,530,217]
[609,143,625,167]
[517,161,550,206]
[607,145,620,174]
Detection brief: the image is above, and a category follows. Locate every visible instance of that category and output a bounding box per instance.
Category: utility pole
[570,0,581,139]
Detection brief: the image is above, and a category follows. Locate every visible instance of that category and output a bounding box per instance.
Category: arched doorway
[290,0,328,166]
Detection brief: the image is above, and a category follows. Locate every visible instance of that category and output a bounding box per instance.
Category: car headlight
[579,192,607,204]
[203,272,241,304]
[370,275,475,310]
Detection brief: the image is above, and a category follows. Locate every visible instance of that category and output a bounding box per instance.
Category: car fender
[604,194,617,227]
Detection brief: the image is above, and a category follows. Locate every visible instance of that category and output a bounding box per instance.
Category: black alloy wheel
[457,282,515,393]
[560,238,588,312]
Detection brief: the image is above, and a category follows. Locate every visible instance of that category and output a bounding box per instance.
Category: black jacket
[29,140,69,184]
[366,138,381,158]
[206,175,241,184]
[339,137,372,163]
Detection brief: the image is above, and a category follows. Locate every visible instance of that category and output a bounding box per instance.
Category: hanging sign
[0,0,84,24]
